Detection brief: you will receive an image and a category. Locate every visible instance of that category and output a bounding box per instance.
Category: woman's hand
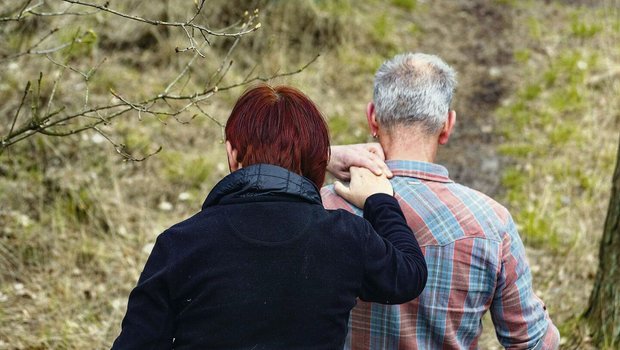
[328,143,393,181]
[334,167,393,208]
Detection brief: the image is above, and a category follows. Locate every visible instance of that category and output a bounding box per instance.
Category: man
[323,53,560,349]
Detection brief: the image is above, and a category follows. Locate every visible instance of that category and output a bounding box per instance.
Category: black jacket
[112,164,427,350]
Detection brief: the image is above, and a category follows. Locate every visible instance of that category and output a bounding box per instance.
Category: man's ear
[226,140,241,172]
[438,110,456,145]
[366,102,380,138]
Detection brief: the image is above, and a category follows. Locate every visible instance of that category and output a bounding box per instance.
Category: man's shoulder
[387,176,514,244]
[444,181,513,226]
[320,185,361,214]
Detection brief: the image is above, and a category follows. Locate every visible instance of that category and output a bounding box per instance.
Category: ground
[0,0,618,349]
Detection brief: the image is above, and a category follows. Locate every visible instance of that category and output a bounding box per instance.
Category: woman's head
[225,84,330,188]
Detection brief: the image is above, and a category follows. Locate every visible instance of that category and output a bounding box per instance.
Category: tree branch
[60,0,261,37]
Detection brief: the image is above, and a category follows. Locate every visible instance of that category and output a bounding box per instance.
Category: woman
[112,85,427,349]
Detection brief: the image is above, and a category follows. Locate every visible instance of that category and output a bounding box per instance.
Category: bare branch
[207,34,243,88]
[1,28,58,61]
[45,54,88,79]
[162,46,204,95]
[194,103,224,138]
[93,126,162,162]
[0,1,319,160]
[60,0,261,37]
[1,82,31,154]
[2,29,94,61]
[0,1,99,21]
[0,0,37,22]
[187,0,206,25]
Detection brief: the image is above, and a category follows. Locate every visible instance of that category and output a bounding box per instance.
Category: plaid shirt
[321,160,559,350]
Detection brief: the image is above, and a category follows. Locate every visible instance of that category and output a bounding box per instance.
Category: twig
[207,35,243,88]
[0,0,99,20]
[93,126,162,162]
[187,0,206,25]
[0,0,37,22]
[1,52,320,150]
[60,0,261,37]
[45,54,88,79]
[1,82,31,153]
[0,28,59,61]
[194,103,225,142]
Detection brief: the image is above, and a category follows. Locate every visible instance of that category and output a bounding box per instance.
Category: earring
[372,133,378,139]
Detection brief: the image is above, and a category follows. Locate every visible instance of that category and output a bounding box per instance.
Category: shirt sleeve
[490,216,560,349]
[111,233,175,350]
[358,193,428,304]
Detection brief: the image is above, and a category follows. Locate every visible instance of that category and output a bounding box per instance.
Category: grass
[1,0,619,348]
[493,4,619,347]
[497,45,616,250]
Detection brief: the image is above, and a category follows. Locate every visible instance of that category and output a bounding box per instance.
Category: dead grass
[1,0,619,349]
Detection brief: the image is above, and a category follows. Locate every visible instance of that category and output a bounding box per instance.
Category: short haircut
[225,84,330,188]
[373,53,457,134]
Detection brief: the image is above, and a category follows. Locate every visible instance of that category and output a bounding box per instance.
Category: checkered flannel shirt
[321,160,559,350]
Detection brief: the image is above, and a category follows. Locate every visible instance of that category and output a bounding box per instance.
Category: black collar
[202,164,322,209]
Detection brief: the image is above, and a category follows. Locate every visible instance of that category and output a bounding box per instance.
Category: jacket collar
[386,160,453,183]
[202,164,322,209]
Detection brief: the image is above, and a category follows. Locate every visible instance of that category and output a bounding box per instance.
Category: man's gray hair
[373,53,457,134]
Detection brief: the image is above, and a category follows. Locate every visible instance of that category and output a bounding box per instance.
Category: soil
[422,0,515,198]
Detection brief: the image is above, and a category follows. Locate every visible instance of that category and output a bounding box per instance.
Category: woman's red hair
[225,85,330,188]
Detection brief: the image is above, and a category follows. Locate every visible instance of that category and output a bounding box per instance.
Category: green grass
[570,13,603,39]
[1,0,619,348]
[496,11,618,253]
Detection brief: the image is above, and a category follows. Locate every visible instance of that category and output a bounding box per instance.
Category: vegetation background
[0,0,619,348]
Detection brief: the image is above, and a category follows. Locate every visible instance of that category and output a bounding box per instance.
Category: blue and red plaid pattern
[321,160,559,349]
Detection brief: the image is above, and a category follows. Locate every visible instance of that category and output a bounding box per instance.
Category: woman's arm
[335,167,427,304]
[359,194,427,303]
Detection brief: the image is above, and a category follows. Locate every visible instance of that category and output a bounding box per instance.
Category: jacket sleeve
[490,216,560,350]
[111,233,175,350]
[358,193,428,304]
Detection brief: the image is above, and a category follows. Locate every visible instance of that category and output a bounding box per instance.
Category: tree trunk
[585,133,620,347]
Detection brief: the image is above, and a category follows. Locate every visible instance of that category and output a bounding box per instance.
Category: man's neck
[379,127,438,163]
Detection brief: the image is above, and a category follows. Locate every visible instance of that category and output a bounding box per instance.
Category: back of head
[373,53,457,134]
[225,84,330,188]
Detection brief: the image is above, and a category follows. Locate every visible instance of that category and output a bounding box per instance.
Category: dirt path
[411,1,515,197]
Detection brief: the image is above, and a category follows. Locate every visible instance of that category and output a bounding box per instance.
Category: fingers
[362,144,393,178]
[380,161,393,179]
[334,181,351,200]
[336,172,351,181]
[366,142,386,160]
[347,167,393,201]
[327,143,392,179]
[363,152,393,178]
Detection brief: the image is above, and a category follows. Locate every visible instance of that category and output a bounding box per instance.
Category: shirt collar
[386,160,453,183]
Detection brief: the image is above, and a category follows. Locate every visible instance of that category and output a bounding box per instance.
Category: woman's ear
[226,140,241,172]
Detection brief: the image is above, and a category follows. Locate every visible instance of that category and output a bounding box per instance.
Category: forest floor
[0,0,619,349]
